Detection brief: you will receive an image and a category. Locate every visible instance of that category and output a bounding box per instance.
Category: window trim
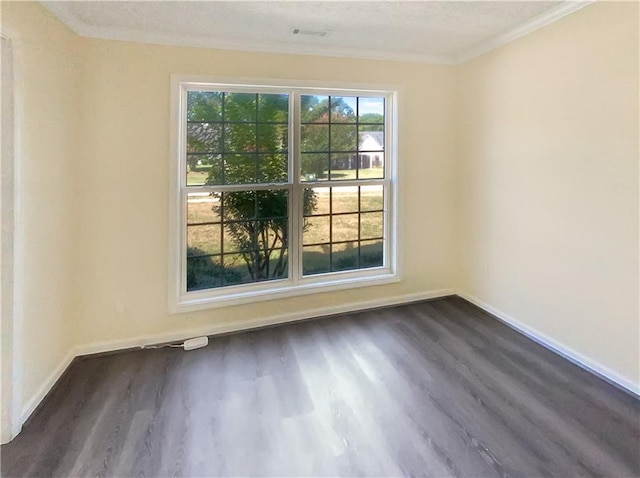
[169,75,399,313]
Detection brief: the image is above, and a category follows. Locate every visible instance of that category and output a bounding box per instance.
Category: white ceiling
[42,1,593,64]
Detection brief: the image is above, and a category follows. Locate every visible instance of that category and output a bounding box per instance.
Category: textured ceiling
[42,1,588,64]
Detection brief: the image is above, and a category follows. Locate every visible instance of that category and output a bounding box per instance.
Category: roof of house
[358,131,384,150]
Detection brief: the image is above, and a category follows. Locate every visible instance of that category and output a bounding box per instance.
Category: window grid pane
[186,189,289,291]
[300,95,385,182]
[186,92,289,187]
[302,186,385,276]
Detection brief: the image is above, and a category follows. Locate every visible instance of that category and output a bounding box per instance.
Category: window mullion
[301,179,387,188]
[180,189,188,295]
[290,90,302,284]
[186,183,290,193]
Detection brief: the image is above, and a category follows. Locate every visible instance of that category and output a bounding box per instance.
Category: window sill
[170,269,399,314]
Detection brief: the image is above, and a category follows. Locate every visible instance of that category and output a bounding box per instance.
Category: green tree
[358,112,384,131]
[187,92,316,284]
[186,247,241,290]
[300,96,358,178]
[186,91,223,172]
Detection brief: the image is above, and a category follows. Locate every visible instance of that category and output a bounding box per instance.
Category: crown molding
[42,1,595,66]
[78,25,456,65]
[455,0,595,64]
[40,1,454,65]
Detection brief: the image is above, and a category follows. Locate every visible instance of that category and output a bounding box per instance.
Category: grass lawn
[186,184,385,290]
[187,240,383,291]
[322,168,384,181]
[187,187,383,253]
[187,169,209,186]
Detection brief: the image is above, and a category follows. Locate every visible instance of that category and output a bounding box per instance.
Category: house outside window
[169,78,398,312]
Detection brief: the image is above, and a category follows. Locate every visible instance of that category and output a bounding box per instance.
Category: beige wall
[72,39,457,349]
[1,2,82,421]
[456,2,639,389]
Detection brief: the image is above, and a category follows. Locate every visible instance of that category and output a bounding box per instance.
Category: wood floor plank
[2,297,639,477]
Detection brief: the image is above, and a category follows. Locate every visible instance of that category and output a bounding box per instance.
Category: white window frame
[169,76,399,313]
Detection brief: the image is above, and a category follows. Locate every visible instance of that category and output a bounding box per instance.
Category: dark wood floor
[2,297,639,477]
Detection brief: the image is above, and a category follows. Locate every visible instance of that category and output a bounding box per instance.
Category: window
[170,79,397,312]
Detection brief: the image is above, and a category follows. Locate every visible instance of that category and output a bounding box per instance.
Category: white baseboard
[75,289,455,357]
[456,290,640,398]
[19,348,76,426]
[21,288,456,428]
